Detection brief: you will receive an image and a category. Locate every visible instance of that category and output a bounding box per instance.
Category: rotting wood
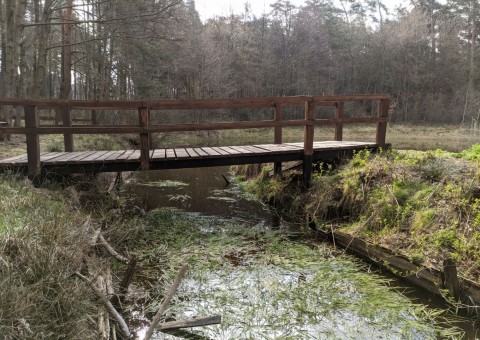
[144,264,189,340]
[156,315,221,331]
[443,258,461,302]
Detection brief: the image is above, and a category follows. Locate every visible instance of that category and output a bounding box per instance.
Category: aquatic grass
[137,211,462,339]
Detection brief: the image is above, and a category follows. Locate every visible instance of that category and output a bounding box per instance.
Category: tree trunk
[59,0,73,100]
[32,0,52,98]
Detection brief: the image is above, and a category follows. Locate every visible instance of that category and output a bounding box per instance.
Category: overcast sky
[194,0,410,22]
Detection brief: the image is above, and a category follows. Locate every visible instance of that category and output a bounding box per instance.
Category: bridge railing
[0,95,390,183]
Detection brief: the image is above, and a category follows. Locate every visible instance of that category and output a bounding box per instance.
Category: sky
[194,0,409,22]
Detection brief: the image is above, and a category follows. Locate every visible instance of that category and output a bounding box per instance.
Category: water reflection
[124,167,275,227]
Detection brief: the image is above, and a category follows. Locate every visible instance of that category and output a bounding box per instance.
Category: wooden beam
[62,105,73,152]
[376,99,390,147]
[24,106,40,179]
[139,107,151,171]
[335,102,344,141]
[313,94,390,102]
[303,101,315,188]
[274,102,283,176]
[0,95,389,109]
[0,117,389,136]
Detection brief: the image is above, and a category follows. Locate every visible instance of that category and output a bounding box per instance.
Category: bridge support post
[376,99,389,148]
[303,101,315,188]
[139,107,151,171]
[25,106,41,179]
[274,102,283,176]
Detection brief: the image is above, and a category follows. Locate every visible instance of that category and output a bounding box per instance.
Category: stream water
[124,167,475,339]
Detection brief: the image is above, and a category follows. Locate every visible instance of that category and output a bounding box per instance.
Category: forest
[0,0,479,125]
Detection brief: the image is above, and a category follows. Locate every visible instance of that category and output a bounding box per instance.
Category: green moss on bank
[241,145,480,283]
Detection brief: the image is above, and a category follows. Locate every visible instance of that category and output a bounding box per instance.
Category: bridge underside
[0,141,379,175]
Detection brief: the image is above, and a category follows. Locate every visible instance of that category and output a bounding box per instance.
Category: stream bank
[237,146,480,317]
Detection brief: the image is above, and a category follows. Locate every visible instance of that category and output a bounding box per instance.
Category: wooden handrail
[0,117,389,135]
[0,95,390,183]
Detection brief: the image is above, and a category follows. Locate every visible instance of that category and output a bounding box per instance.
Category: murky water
[124,167,470,339]
[125,167,279,227]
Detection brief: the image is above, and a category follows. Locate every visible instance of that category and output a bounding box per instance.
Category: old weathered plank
[166,149,176,159]
[174,148,190,159]
[152,149,166,160]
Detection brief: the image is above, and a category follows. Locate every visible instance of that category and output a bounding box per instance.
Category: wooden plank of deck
[105,150,128,162]
[0,141,381,174]
[217,146,241,155]
[116,150,136,161]
[0,153,29,164]
[126,150,141,161]
[185,148,199,157]
[40,152,68,162]
[72,151,101,163]
[45,151,91,164]
[78,151,111,163]
[209,147,231,156]
[192,148,209,157]
[174,148,190,159]
[152,149,166,160]
[201,147,221,156]
[166,149,176,159]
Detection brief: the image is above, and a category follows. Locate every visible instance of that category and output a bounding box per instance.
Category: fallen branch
[144,264,189,340]
[119,256,137,302]
[157,315,221,331]
[108,172,123,193]
[75,272,131,338]
[98,234,129,264]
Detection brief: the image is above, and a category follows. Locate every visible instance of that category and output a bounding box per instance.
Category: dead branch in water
[144,264,189,340]
[157,315,221,331]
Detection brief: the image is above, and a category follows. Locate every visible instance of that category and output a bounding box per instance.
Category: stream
[124,167,475,339]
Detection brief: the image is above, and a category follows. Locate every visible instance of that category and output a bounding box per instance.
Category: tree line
[0,0,479,124]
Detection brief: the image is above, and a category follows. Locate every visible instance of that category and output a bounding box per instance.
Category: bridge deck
[0,141,377,175]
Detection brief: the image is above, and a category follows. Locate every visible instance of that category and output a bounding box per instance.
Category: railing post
[274,102,283,176]
[376,98,389,148]
[91,110,98,126]
[139,106,151,171]
[303,100,315,188]
[25,105,41,179]
[62,105,73,151]
[335,101,344,141]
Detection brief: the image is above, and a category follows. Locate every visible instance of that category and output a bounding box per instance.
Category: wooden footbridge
[0,95,390,187]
